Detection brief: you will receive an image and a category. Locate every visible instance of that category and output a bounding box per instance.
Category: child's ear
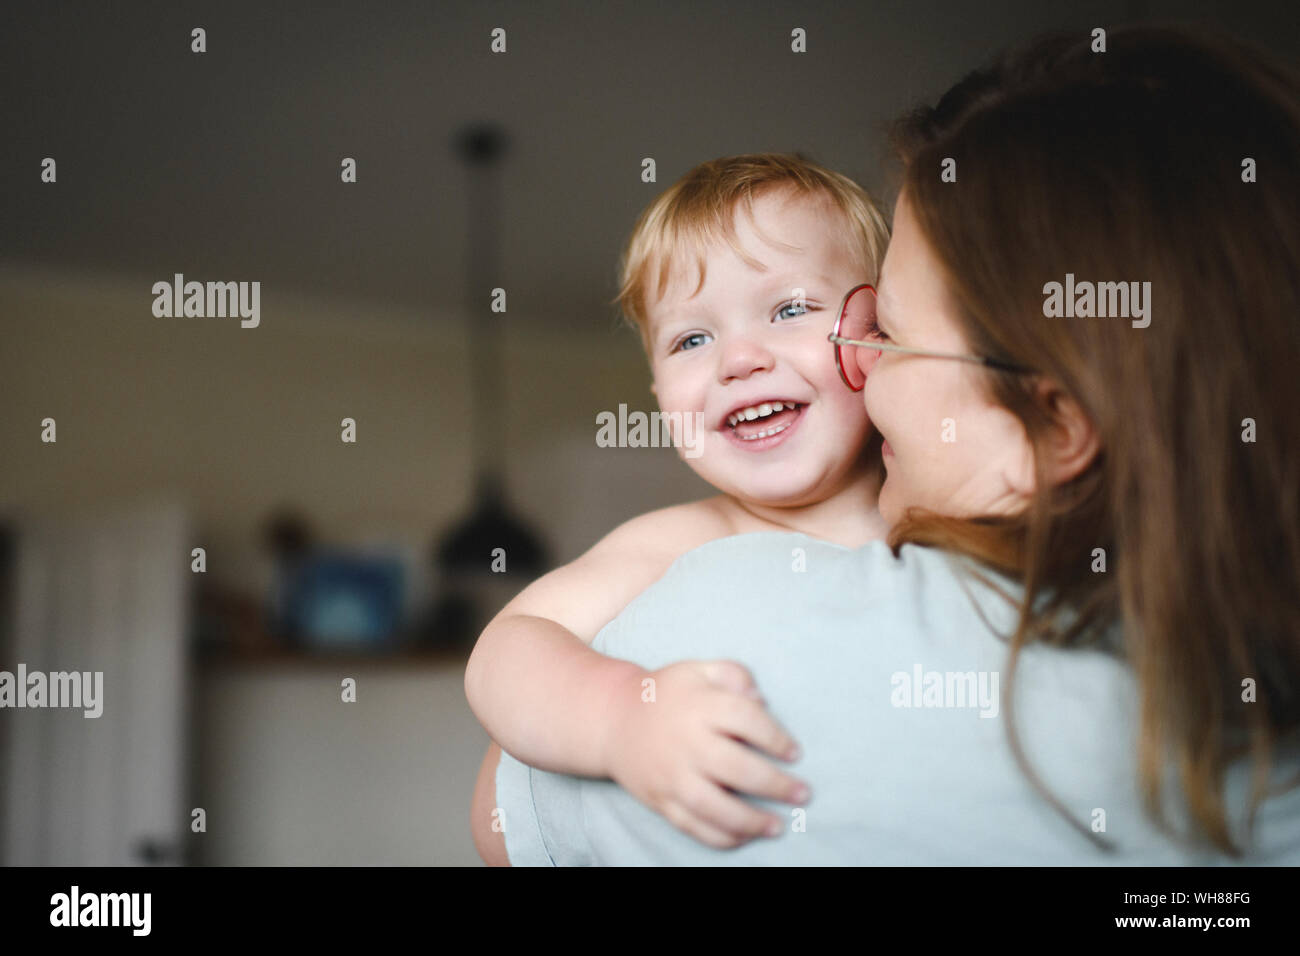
[649,381,657,397]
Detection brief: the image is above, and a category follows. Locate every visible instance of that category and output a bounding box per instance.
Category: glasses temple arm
[829,333,1034,374]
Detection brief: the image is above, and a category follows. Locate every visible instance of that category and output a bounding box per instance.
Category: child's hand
[600,660,809,849]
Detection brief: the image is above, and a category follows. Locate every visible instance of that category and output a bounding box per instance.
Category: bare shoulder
[588,495,739,568]
[492,496,741,642]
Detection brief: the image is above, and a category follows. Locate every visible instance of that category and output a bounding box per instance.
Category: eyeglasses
[828,283,1035,391]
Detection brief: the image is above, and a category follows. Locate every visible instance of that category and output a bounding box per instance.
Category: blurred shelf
[195,642,472,670]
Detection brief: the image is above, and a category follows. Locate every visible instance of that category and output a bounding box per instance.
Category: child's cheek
[831,385,872,431]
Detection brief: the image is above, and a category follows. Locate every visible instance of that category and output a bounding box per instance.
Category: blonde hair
[613,153,890,354]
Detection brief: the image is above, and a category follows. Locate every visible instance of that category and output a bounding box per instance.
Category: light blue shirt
[496,532,1300,865]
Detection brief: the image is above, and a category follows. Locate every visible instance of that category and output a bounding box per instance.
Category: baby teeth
[737,418,793,441]
[727,401,796,427]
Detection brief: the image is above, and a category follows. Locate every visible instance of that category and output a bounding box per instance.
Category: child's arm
[464,505,810,851]
[463,510,669,777]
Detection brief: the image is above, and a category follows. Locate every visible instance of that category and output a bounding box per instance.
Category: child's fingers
[697,659,761,700]
[671,777,785,847]
[709,692,801,763]
[703,735,810,806]
[660,797,751,850]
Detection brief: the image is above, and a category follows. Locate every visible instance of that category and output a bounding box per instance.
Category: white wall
[194,661,486,865]
[0,263,710,865]
[0,262,709,567]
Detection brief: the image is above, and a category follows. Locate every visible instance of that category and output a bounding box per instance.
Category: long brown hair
[890,24,1300,854]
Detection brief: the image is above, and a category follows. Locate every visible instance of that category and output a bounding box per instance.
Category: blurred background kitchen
[1,0,1294,865]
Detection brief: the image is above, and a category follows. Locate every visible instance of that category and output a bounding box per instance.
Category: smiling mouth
[722,400,806,442]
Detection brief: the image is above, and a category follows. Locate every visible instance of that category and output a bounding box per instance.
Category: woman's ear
[1036,378,1100,485]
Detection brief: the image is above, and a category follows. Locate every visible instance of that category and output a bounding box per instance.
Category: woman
[863,23,1300,856]
[476,24,1300,864]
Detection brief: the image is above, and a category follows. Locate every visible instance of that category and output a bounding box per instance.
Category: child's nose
[717,337,776,382]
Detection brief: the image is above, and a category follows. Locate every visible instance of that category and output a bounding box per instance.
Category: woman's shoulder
[639,531,1017,635]
[594,524,1037,660]
[647,529,1002,593]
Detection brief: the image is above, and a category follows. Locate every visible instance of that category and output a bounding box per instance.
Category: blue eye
[673,332,711,353]
[774,301,810,322]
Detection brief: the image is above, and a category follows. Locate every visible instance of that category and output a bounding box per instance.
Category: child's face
[645,188,874,507]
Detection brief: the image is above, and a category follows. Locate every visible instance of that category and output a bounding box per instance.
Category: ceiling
[3,0,1295,331]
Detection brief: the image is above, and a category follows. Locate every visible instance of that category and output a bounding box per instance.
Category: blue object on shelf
[281,553,405,649]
